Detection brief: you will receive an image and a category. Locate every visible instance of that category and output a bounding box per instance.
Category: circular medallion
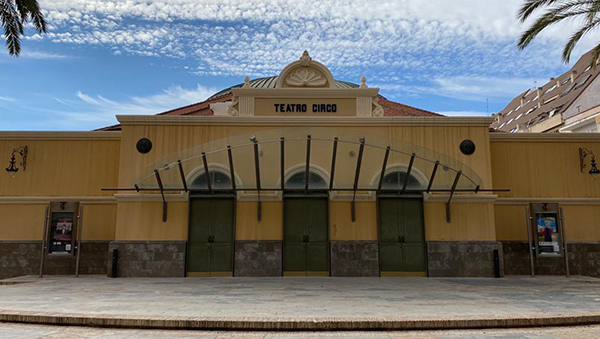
[136,138,153,154]
[460,139,476,156]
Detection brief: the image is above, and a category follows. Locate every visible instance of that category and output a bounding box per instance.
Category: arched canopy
[191,171,233,191]
[381,171,423,190]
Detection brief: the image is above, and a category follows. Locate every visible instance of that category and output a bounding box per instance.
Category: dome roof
[208,76,359,100]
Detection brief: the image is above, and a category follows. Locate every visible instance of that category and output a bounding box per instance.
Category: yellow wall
[0,204,47,241]
[0,138,120,197]
[115,202,188,241]
[236,201,282,240]
[424,202,496,241]
[563,205,600,241]
[491,140,600,198]
[330,202,378,240]
[82,204,117,241]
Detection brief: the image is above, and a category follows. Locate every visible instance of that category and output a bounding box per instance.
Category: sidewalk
[0,276,599,330]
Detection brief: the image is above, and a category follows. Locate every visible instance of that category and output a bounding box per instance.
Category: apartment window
[561,78,570,85]
[544,84,557,95]
[584,65,592,73]
[543,95,559,104]
[508,118,514,124]
[499,123,505,128]
[525,107,536,115]
[574,74,592,89]
[517,113,523,120]
[507,109,514,116]
[561,83,575,97]
[510,127,517,133]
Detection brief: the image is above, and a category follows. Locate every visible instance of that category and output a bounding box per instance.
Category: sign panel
[48,202,79,255]
[254,98,357,116]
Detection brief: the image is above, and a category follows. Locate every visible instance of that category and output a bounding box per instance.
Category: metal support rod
[427,161,439,193]
[305,135,312,192]
[351,138,366,222]
[377,146,391,192]
[75,205,84,277]
[177,160,188,192]
[103,187,508,193]
[329,137,338,190]
[401,153,416,193]
[251,136,261,190]
[559,206,569,277]
[227,146,236,191]
[280,137,285,191]
[202,152,212,194]
[446,170,462,223]
[525,206,535,277]
[39,206,49,278]
[154,169,167,222]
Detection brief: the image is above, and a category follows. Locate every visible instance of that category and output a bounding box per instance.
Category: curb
[1,310,600,331]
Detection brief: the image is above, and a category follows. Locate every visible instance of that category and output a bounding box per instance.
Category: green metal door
[378,198,426,277]
[284,197,329,276]
[187,198,234,277]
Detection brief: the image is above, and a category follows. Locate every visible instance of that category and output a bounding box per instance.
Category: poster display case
[529,203,564,258]
[48,202,79,255]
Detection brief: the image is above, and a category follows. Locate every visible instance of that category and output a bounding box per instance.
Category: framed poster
[47,202,79,255]
[530,203,563,257]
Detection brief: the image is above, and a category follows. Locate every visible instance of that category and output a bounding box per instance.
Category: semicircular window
[191,171,233,191]
[285,171,328,190]
[381,171,422,190]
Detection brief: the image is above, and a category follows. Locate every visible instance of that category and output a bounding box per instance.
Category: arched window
[191,171,233,190]
[285,171,327,190]
[381,171,422,190]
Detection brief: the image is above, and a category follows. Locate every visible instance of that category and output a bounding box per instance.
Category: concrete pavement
[1,276,600,330]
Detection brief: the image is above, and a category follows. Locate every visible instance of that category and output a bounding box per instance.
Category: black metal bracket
[305,135,311,192]
[351,137,365,222]
[402,153,416,193]
[329,137,338,190]
[154,169,167,222]
[280,137,285,191]
[251,136,262,222]
[177,160,187,193]
[446,170,462,223]
[227,146,236,191]
[201,152,212,194]
[377,146,391,192]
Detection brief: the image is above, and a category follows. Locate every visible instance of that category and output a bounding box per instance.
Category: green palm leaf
[0,0,47,56]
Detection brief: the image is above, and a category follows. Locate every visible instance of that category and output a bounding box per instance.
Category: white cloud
[20,50,70,60]
[0,96,15,102]
[62,84,217,125]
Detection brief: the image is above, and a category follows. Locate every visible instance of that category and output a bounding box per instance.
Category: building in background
[491,49,600,133]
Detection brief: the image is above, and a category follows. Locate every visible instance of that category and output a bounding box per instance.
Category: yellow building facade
[2,53,599,278]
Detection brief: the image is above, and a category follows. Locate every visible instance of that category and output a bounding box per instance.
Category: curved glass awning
[125,127,493,194]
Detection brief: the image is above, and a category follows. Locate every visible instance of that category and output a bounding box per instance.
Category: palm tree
[1,0,47,56]
[518,0,600,67]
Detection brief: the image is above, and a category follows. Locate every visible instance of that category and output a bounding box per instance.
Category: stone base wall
[0,242,41,279]
[502,241,600,277]
[427,241,504,277]
[1,241,110,279]
[234,241,282,277]
[107,241,185,277]
[330,241,379,277]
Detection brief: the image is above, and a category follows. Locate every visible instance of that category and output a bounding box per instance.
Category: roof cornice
[490,132,600,142]
[0,131,121,141]
[116,115,494,127]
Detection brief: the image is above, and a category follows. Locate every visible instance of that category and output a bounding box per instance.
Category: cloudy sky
[0,0,598,130]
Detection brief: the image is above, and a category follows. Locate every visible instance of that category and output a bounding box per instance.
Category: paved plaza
[1,276,600,331]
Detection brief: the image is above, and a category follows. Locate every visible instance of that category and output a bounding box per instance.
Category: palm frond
[518,0,564,22]
[518,6,590,49]
[1,0,24,56]
[589,41,600,69]
[562,17,600,62]
[16,0,46,33]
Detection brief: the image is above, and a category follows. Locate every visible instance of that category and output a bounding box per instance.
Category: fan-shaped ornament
[286,69,327,87]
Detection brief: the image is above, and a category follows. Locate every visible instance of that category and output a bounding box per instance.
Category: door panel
[212,199,234,243]
[211,243,233,272]
[284,243,306,272]
[187,198,234,276]
[379,199,399,244]
[378,198,426,276]
[284,197,329,275]
[306,242,328,272]
[379,244,402,271]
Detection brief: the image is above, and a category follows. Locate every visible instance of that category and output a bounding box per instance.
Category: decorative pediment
[275,51,335,89]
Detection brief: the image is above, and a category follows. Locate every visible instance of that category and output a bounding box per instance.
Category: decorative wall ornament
[579,147,600,179]
[227,96,239,116]
[372,97,384,117]
[360,76,368,88]
[285,69,327,87]
[242,75,251,88]
[5,145,27,175]
[299,50,312,66]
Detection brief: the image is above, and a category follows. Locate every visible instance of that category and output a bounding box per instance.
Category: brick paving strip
[1,310,600,331]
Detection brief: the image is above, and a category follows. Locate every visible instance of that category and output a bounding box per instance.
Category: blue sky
[0,0,598,131]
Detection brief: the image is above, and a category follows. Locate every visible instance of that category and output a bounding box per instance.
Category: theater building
[2,52,600,279]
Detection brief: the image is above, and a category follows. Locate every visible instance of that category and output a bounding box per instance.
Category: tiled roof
[98,78,439,131]
[490,49,600,132]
